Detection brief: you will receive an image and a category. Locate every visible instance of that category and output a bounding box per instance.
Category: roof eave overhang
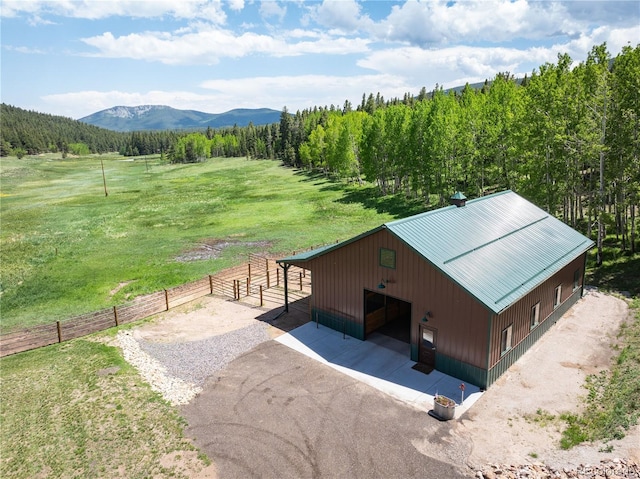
[276,225,386,266]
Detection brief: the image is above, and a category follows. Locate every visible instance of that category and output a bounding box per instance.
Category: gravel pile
[137,322,270,386]
[116,322,270,406]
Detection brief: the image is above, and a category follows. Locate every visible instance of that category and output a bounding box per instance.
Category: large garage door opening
[364,290,411,343]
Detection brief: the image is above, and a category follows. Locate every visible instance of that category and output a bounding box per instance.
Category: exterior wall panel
[308,229,490,371]
[488,254,587,369]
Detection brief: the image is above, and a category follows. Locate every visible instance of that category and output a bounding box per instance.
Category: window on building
[530,302,540,329]
[554,285,562,309]
[573,269,580,291]
[501,324,513,355]
[379,247,396,269]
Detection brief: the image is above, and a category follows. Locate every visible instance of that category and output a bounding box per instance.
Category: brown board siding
[306,229,490,370]
[488,253,587,369]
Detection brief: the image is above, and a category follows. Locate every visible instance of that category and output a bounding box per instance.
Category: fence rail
[0,253,312,358]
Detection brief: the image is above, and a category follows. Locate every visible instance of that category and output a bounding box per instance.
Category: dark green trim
[410,343,418,362]
[435,353,488,389]
[312,308,364,340]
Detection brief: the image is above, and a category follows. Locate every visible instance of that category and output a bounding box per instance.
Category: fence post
[299,272,303,291]
[209,275,213,294]
[277,268,280,286]
[114,306,119,326]
[246,277,250,296]
[164,289,169,310]
[260,285,264,306]
[266,271,270,289]
[248,263,251,280]
[56,321,62,342]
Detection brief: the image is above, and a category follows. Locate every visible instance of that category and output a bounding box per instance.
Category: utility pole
[101,159,108,197]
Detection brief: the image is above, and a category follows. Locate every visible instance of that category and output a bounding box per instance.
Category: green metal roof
[278,190,594,314]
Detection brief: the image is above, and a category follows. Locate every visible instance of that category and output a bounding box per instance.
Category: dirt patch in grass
[174,239,272,262]
[109,281,133,297]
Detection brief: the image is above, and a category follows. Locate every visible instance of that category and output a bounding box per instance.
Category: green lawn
[1,154,417,331]
[0,338,212,479]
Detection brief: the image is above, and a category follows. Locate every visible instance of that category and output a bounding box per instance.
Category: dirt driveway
[133,290,639,476]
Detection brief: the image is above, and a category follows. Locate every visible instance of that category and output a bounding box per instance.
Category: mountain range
[79,105,282,132]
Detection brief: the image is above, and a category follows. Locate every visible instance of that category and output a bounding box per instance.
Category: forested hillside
[0,104,126,156]
[169,43,639,259]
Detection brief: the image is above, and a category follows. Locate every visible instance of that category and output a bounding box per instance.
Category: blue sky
[1,0,639,120]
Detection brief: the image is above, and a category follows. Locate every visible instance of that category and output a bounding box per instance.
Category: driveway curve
[182,340,471,479]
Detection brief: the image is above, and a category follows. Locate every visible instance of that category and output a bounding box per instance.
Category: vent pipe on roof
[450,191,467,207]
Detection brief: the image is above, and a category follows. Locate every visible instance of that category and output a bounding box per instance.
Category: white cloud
[310,0,372,33]
[80,25,370,64]
[358,45,554,89]
[367,0,637,46]
[0,0,227,21]
[3,45,47,54]
[200,73,412,110]
[227,0,244,12]
[259,0,286,22]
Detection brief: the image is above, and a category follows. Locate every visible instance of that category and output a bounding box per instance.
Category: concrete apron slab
[275,322,483,419]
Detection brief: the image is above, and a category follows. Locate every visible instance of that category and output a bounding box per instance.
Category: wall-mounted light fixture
[421,311,433,322]
[377,279,387,289]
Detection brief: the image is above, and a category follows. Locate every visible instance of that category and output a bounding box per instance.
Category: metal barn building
[277,190,594,389]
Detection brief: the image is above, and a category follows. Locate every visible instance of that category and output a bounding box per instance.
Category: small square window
[554,285,562,309]
[530,302,540,329]
[379,248,396,269]
[573,269,580,291]
[501,325,513,355]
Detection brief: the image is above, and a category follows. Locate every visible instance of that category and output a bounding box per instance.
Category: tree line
[167,43,639,257]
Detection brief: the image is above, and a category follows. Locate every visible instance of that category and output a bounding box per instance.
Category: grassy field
[0,337,213,478]
[0,154,425,332]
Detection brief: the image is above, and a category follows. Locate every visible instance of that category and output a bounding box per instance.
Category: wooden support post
[267,271,270,289]
[277,268,280,286]
[248,263,251,280]
[246,278,250,296]
[56,321,62,342]
[114,306,119,326]
[209,275,213,294]
[299,272,303,291]
[164,289,169,310]
[282,264,289,312]
[260,285,264,306]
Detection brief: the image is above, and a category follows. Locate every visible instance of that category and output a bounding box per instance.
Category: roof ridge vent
[450,191,467,207]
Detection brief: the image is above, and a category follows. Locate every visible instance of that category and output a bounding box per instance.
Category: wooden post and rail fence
[0,253,311,358]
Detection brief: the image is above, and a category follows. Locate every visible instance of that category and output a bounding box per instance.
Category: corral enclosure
[0,154,396,331]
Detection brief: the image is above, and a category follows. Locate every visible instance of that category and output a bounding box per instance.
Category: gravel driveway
[181,340,471,479]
